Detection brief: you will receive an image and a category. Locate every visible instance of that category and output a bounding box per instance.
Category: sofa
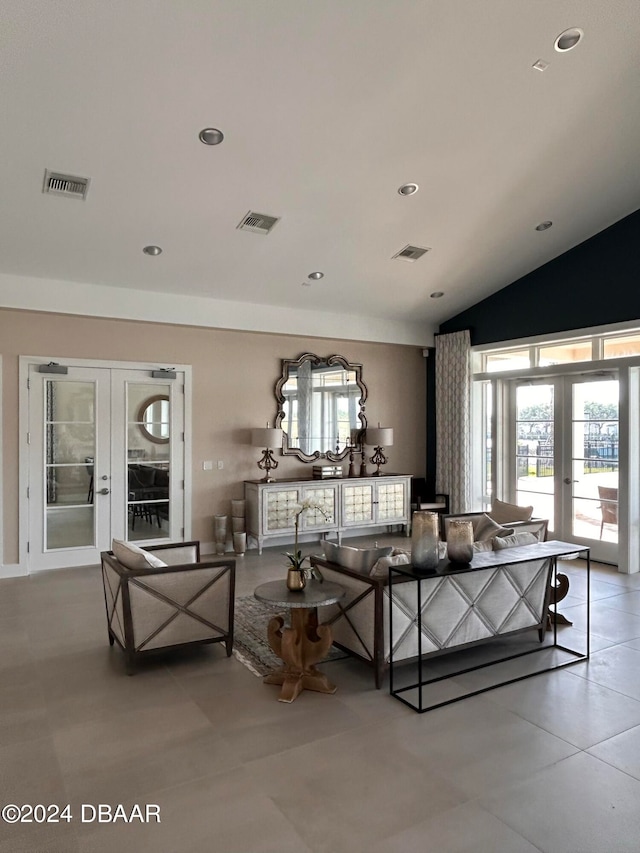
[442,502,571,625]
[440,498,548,543]
[101,540,235,673]
[311,532,554,688]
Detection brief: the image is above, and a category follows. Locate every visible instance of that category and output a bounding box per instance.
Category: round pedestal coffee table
[254,579,345,703]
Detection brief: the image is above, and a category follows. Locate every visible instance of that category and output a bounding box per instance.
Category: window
[478,326,640,374]
[485,350,530,372]
[604,334,640,359]
[538,340,593,367]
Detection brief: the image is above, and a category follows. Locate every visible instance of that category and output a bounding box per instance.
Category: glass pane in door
[45,380,96,549]
[515,384,555,527]
[127,383,171,541]
[570,381,619,543]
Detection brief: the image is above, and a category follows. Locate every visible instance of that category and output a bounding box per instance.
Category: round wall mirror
[138,395,170,444]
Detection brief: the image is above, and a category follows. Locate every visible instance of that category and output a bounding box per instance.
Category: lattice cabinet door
[375,480,407,524]
[301,485,339,531]
[264,488,300,534]
[341,482,375,527]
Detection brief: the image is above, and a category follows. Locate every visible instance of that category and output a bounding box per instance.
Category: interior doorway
[23,359,188,571]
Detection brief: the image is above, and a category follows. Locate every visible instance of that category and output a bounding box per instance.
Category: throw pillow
[472,540,494,553]
[369,551,411,579]
[473,514,514,542]
[112,539,167,570]
[488,499,534,524]
[322,541,393,573]
[492,532,539,550]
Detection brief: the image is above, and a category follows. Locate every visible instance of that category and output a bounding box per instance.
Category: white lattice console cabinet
[245,475,412,554]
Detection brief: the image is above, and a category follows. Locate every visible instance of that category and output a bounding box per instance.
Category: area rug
[232,595,346,677]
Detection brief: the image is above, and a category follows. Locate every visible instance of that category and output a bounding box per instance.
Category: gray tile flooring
[2,535,640,851]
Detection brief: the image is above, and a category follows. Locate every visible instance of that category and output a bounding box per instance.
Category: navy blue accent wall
[439,208,640,345]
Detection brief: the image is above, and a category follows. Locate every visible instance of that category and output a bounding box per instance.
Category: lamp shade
[251,427,282,448]
[366,427,393,447]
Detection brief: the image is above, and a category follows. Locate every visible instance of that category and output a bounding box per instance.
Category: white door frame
[19,356,192,573]
[0,355,4,574]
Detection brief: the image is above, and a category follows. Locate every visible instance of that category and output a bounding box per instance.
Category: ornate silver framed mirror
[274,353,367,462]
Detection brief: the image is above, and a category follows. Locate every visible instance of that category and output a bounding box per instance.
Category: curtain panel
[435,330,471,513]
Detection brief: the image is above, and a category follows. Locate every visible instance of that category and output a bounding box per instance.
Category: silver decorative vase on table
[411,511,440,571]
[446,520,474,563]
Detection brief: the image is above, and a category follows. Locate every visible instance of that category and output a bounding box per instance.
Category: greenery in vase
[285,498,330,580]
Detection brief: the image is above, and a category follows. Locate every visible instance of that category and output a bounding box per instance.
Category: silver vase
[411,511,440,571]
[446,520,474,563]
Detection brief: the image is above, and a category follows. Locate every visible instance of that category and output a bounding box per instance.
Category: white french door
[26,362,186,571]
[510,374,619,564]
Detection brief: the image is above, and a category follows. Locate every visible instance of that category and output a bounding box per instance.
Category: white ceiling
[2,1,640,345]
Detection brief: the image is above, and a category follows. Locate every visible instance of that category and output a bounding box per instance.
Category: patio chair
[598,486,618,539]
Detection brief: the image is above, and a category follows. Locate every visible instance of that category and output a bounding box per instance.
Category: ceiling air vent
[43,170,90,200]
[392,244,431,262]
[237,211,280,235]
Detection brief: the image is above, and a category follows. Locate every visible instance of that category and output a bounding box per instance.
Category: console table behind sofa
[311,540,582,688]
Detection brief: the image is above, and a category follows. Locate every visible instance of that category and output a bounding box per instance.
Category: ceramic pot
[286,568,306,592]
[233,532,247,556]
[214,514,227,554]
[231,499,246,518]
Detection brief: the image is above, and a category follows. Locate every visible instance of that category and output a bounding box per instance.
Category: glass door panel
[514,383,555,528]
[44,378,96,549]
[29,366,111,570]
[127,382,171,541]
[565,379,618,556]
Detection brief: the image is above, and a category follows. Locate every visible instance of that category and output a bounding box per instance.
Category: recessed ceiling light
[198,127,224,145]
[143,245,162,256]
[532,59,549,72]
[535,221,553,231]
[430,291,444,299]
[398,183,419,196]
[308,271,324,280]
[554,28,583,52]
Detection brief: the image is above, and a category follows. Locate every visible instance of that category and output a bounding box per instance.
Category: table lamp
[251,426,283,482]
[366,425,393,476]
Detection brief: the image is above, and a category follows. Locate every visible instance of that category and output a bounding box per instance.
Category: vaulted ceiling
[2,1,639,344]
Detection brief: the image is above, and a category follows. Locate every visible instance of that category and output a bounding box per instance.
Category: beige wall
[1,308,427,565]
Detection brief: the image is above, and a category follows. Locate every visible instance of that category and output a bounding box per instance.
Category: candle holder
[446,520,474,564]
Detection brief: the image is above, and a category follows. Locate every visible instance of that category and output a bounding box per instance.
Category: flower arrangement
[284,498,330,582]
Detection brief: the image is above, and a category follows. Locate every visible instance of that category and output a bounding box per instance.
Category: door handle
[563,477,578,485]
[99,487,110,495]
[101,475,109,481]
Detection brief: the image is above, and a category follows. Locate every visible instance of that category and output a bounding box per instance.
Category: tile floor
[2,535,640,852]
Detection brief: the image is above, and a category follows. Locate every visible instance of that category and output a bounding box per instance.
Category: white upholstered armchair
[101,541,235,674]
